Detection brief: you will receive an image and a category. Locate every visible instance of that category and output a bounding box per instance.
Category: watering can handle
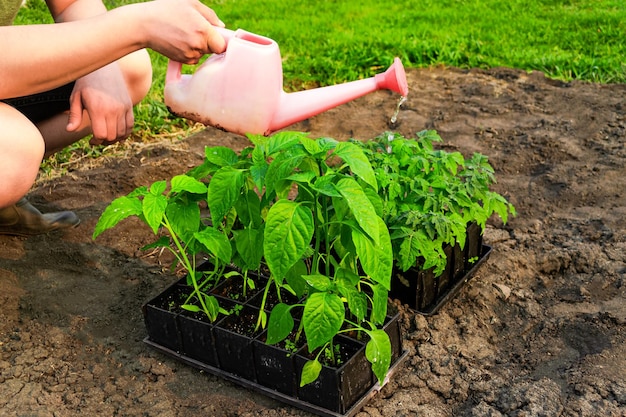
[165,26,236,84]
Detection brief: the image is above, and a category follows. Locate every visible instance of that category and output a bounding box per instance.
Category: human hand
[139,0,227,64]
[66,63,134,145]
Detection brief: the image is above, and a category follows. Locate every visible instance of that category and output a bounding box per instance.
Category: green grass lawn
[215,0,626,85]
[15,0,626,170]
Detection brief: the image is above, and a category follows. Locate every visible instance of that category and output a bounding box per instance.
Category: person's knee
[0,104,45,207]
[119,49,153,105]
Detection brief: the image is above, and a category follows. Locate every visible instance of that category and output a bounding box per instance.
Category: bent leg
[0,103,80,235]
[121,48,153,106]
[0,103,45,208]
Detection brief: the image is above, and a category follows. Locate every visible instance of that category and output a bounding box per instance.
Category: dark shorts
[1,82,75,124]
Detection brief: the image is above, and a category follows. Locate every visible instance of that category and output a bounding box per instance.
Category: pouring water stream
[390,95,407,125]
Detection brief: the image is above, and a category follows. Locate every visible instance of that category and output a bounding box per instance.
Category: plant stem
[162,216,211,317]
[321,196,331,277]
[255,276,273,330]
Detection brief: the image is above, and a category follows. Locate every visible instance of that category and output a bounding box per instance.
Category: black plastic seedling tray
[144,338,409,417]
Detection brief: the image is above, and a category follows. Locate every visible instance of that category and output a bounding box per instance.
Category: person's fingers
[125,110,134,138]
[66,92,84,132]
[90,115,108,142]
[194,1,225,28]
[206,24,227,54]
[89,136,102,146]
[190,1,226,54]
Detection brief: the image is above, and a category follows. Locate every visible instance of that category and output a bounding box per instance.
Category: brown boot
[0,198,80,236]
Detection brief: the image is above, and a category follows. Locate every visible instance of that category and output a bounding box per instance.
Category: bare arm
[46,0,108,21]
[0,0,226,99]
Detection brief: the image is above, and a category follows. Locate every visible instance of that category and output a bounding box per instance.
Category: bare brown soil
[1,67,625,417]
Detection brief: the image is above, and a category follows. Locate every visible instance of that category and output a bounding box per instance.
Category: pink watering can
[164,27,409,136]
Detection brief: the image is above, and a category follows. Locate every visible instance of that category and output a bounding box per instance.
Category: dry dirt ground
[0,67,625,417]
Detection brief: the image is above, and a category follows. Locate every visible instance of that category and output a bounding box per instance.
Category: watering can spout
[375,58,409,97]
[270,58,408,132]
[164,27,409,136]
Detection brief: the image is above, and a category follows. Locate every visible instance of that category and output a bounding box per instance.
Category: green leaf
[426,246,448,276]
[266,131,304,156]
[449,217,467,249]
[149,180,167,196]
[312,174,342,198]
[449,151,466,172]
[141,236,171,251]
[250,156,268,191]
[170,174,208,194]
[258,310,267,329]
[417,129,443,144]
[223,206,238,234]
[265,152,304,197]
[303,292,345,351]
[246,133,266,149]
[303,274,332,291]
[285,260,308,298]
[364,329,392,385]
[233,228,263,270]
[266,303,295,345]
[353,217,392,290]
[93,195,142,239]
[370,283,388,325]
[300,359,322,387]
[285,171,316,183]
[299,135,322,155]
[452,190,474,209]
[343,288,367,323]
[166,199,201,242]
[194,227,232,264]
[264,200,314,279]
[208,166,245,223]
[486,191,515,224]
[317,136,338,152]
[181,304,201,313]
[205,146,239,167]
[143,193,168,234]
[363,186,384,217]
[398,226,447,275]
[334,267,360,287]
[202,294,221,322]
[141,236,170,251]
[335,177,379,244]
[397,228,431,272]
[186,158,217,180]
[233,190,262,228]
[334,142,377,190]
